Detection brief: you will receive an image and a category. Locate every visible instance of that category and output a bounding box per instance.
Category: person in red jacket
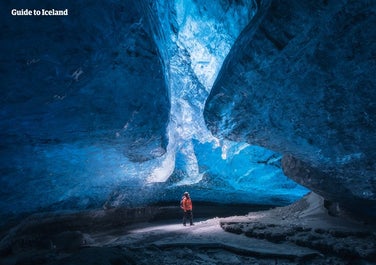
[180,192,194,226]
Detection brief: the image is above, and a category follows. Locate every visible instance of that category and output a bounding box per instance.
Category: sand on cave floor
[85,193,376,264]
[1,193,376,265]
[89,216,320,260]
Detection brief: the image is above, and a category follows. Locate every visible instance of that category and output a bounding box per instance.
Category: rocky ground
[0,193,375,265]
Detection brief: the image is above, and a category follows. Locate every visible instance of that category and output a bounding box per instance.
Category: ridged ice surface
[0,0,310,221]
[204,0,376,216]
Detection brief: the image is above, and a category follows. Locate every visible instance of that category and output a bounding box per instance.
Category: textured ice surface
[204,0,376,215]
[0,0,309,220]
[143,0,259,183]
[0,0,168,217]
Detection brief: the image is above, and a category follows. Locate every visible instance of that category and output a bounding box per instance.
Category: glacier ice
[136,0,308,203]
[0,0,309,221]
[204,0,376,216]
[143,0,259,183]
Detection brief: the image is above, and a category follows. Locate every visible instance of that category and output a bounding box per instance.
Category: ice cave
[0,0,375,264]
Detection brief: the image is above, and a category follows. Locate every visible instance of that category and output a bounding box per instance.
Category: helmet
[184,192,189,195]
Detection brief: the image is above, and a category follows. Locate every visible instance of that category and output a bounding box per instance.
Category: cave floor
[1,193,376,265]
[87,218,320,265]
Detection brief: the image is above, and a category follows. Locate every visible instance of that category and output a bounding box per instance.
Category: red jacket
[181,196,192,211]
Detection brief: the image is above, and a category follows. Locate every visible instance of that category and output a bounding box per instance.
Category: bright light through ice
[146,0,258,185]
[147,151,175,183]
[176,140,203,185]
[178,18,225,90]
[221,142,228,160]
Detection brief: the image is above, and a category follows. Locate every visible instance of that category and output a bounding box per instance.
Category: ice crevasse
[12,0,375,221]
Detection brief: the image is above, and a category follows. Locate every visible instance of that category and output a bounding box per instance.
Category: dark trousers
[183,210,193,225]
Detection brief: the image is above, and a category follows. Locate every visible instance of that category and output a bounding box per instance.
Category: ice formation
[0,0,314,220]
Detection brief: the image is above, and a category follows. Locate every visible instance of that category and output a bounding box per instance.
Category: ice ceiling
[1,0,374,220]
[0,0,306,218]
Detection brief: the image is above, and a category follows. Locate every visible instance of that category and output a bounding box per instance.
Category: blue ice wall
[0,0,169,218]
[0,0,309,221]
[204,0,376,215]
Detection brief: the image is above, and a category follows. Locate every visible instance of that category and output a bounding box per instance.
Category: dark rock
[51,231,85,251]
